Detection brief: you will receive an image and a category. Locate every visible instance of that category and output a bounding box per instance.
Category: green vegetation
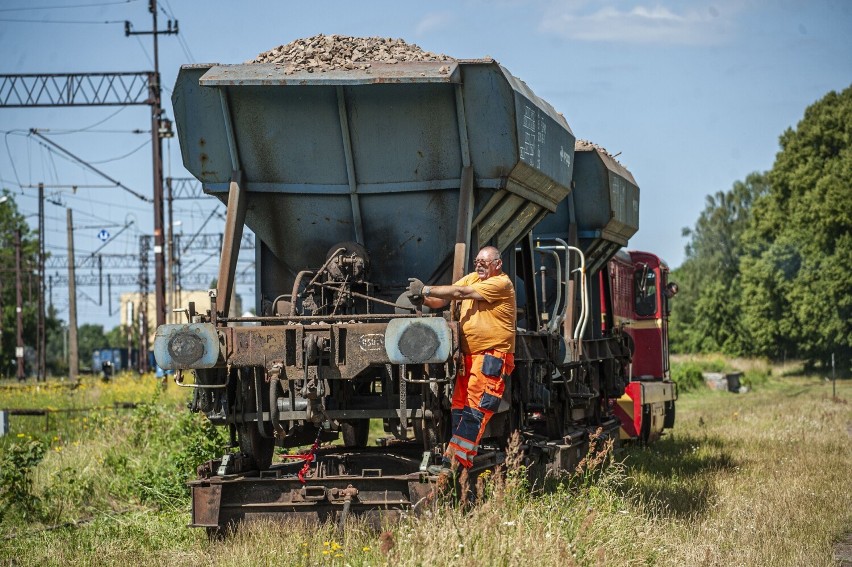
[0,370,849,565]
[671,85,852,371]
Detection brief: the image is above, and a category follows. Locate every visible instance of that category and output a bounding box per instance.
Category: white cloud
[415,12,453,36]
[539,1,740,45]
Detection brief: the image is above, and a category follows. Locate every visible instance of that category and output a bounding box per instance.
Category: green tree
[105,324,134,349]
[76,324,108,371]
[669,172,769,354]
[740,85,852,368]
[0,192,40,378]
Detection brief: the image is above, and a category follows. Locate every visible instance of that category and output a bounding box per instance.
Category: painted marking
[359,333,385,352]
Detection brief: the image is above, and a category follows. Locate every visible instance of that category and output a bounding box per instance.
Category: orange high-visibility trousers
[447,350,515,468]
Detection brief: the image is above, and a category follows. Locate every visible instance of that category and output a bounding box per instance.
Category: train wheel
[236,368,276,470]
[341,419,370,447]
[238,423,275,471]
[639,406,651,446]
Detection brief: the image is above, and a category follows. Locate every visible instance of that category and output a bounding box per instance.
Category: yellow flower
[322,550,329,555]
[362,547,371,551]
[16,433,25,438]
[331,542,342,551]
[323,541,330,547]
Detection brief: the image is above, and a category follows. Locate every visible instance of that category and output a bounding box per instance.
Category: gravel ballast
[248,34,455,74]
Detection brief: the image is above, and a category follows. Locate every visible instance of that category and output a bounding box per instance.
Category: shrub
[670,362,705,392]
[741,368,770,388]
[0,438,47,523]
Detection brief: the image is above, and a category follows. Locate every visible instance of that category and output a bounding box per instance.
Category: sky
[1,0,850,331]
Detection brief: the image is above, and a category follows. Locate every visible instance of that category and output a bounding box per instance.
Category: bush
[670,362,705,392]
[0,438,47,523]
[134,406,228,509]
[741,368,770,389]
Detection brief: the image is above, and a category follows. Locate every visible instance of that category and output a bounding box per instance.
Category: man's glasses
[473,258,498,267]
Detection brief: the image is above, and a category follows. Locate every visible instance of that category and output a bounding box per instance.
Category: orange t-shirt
[454,272,516,354]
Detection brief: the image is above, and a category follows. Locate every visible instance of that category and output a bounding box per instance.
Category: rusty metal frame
[452,83,474,282]
[215,86,246,317]
[336,86,365,245]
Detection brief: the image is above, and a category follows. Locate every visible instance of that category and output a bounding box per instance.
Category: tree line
[0,192,136,377]
[669,85,852,370]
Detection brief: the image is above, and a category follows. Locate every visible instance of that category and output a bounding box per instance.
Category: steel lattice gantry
[0,72,154,107]
[0,70,168,330]
[48,271,255,287]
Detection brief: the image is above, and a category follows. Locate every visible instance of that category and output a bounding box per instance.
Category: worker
[406,245,516,474]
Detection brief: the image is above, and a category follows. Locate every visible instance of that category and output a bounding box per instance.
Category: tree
[0,192,40,378]
[76,324,108,371]
[740,85,852,368]
[669,172,769,354]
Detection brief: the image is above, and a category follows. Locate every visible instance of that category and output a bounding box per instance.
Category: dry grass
[1,369,850,566]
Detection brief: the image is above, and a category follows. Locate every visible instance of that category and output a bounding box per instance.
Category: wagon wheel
[237,368,275,471]
[341,420,370,448]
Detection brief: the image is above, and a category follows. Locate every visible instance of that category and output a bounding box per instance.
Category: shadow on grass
[619,433,737,519]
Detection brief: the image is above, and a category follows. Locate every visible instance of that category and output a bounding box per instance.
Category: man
[407,245,516,472]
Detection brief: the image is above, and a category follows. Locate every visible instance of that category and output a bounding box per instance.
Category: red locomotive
[605,250,678,443]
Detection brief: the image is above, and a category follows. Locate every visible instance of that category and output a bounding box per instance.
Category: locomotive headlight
[153,323,220,370]
[384,318,452,365]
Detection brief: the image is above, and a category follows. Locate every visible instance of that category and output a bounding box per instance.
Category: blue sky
[1,0,850,329]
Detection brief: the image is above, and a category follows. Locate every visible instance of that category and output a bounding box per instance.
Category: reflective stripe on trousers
[446,350,515,468]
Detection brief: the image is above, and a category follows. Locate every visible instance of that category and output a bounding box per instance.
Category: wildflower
[16,433,25,438]
[362,547,371,552]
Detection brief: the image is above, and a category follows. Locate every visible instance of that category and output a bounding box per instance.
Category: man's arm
[422,284,483,309]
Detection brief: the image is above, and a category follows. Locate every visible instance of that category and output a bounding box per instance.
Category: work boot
[426,458,455,478]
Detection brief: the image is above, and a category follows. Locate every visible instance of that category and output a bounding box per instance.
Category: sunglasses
[473,258,498,267]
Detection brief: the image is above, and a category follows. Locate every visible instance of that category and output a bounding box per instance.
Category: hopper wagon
[153,58,673,531]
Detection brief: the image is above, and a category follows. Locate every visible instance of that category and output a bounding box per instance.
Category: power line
[29,130,150,202]
[0,18,125,24]
[0,0,140,12]
[88,138,150,164]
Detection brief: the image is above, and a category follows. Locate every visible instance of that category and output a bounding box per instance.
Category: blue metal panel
[384,318,452,365]
[172,65,231,185]
[199,62,461,86]
[344,83,462,185]
[172,59,579,303]
[534,146,640,273]
[154,323,220,370]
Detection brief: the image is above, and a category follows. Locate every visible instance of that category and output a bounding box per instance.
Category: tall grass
[1,369,850,566]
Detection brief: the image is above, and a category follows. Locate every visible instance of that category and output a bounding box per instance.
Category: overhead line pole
[127,0,177,331]
[15,230,25,382]
[38,183,46,381]
[67,210,78,383]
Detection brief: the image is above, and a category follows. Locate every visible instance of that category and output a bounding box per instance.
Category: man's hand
[407,278,425,306]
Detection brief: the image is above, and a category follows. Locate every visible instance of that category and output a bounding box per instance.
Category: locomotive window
[635,269,657,317]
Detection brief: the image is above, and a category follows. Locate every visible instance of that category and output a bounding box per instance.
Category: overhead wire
[0,18,125,24]
[39,107,128,135]
[0,0,139,12]
[88,138,150,164]
[133,34,154,68]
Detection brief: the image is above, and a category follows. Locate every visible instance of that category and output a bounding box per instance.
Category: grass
[0,367,850,566]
